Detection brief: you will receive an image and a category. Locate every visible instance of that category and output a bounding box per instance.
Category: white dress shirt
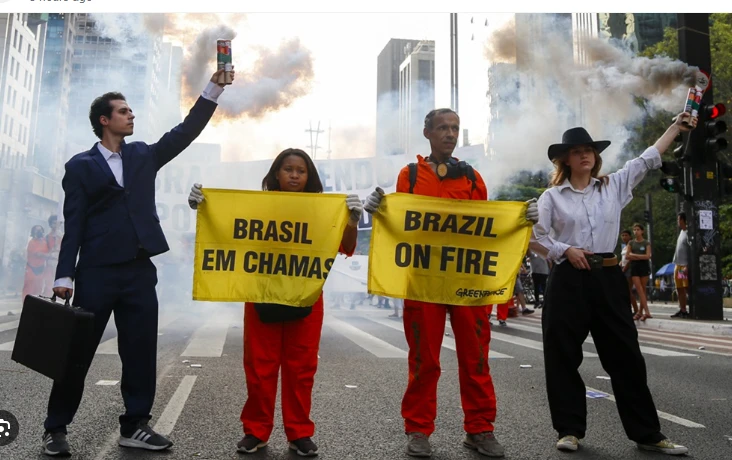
[53,82,224,290]
[531,146,661,264]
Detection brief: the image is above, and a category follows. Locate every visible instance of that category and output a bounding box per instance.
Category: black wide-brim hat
[548,127,611,161]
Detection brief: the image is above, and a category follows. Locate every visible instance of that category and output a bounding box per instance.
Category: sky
[163,12,514,162]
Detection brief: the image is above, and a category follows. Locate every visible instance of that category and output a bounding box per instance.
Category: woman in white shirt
[530,113,695,456]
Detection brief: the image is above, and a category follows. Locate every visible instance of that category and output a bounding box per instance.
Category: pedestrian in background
[528,250,550,308]
[620,229,639,315]
[671,212,690,318]
[22,225,49,302]
[628,223,653,321]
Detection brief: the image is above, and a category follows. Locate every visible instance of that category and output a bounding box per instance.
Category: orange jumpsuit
[240,244,353,442]
[397,155,497,436]
[22,237,49,301]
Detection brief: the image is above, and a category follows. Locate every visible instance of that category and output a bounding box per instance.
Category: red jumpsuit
[22,237,48,301]
[397,155,497,436]
[240,244,353,442]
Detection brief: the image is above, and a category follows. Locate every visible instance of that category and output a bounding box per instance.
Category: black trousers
[541,261,665,443]
[44,257,159,434]
[531,273,548,305]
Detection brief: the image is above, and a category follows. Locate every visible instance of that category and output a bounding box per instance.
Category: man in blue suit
[44,69,234,457]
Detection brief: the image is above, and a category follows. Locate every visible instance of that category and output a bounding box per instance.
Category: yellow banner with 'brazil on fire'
[368,193,532,306]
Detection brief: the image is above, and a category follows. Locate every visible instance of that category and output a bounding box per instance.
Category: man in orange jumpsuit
[365,108,538,458]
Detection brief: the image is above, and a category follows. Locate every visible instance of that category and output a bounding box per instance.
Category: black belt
[586,253,618,270]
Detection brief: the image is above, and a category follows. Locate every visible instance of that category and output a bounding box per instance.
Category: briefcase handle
[49,293,72,307]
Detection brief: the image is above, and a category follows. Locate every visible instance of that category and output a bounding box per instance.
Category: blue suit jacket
[55,96,218,280]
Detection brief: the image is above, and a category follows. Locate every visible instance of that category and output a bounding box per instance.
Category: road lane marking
[181,314,233,357]
[324,315,407,358]
[505,322,698,357]
[0,320,19,333]
[585,386,705,428]
[446,323,598,358]
[369,316,513,359]
[153,375,198,436]
[98,314,182,355]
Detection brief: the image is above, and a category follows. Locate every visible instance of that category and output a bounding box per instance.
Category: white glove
[188,183,204,209]
[346,194,363,227]
[526,198,539,224]
[364,187,385,214]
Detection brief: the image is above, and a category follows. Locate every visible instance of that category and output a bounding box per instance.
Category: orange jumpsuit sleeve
[396,166,410,194]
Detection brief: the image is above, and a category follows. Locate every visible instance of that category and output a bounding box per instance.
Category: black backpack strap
[462,162,477,193]
[408,163,417,194]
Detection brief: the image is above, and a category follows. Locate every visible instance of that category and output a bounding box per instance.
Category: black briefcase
[11,294,95,382]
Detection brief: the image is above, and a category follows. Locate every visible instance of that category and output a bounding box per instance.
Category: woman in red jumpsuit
[187,148,361,457]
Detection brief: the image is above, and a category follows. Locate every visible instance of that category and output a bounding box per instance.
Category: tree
[492,171,548,202]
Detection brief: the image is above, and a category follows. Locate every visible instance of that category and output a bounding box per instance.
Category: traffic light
[720,161,732,197]
[702,102,727,155]
[660,160,684,194]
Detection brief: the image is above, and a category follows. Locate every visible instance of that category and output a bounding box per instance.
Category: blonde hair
[549,148,608,187]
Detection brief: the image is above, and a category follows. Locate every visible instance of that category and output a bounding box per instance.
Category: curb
[634,318,732,337]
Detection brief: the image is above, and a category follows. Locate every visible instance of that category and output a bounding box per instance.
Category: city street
[1,301,731,460]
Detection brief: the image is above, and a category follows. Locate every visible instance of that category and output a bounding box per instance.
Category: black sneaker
[42,431,70,457]
[118,423,173,451]
[671,310,689,318]
[237,434,267,453]
[521,308,534,315]
[289,437,318,456]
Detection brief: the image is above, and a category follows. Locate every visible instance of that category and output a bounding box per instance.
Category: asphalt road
[1,301,731,460]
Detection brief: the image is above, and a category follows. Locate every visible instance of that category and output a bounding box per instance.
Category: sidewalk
[633,302,732,337]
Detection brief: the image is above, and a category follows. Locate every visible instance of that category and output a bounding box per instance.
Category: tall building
[398,40,435,157]
[66,13,168,152]
[376,38,421,156]
[33,13,76,180]
[432,14,494,154]
[0,13,64,277]
[514,13,573,99]
[0,13,47,169]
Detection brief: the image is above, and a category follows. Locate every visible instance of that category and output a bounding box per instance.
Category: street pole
[450,13,459,113]
[677,13,724,320]
[645,193,654,282]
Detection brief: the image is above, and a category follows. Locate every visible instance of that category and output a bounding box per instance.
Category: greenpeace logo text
[455,287,507,298]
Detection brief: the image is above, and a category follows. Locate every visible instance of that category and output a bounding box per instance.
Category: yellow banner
[192,189,349,306]
[368,193,532,306]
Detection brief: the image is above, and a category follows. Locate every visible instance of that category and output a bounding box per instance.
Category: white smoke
[483,16,698,187]
[182,35,315,120]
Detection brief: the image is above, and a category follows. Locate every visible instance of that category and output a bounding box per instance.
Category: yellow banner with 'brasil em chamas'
[192,189,349,306]
[368,193,532,306]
